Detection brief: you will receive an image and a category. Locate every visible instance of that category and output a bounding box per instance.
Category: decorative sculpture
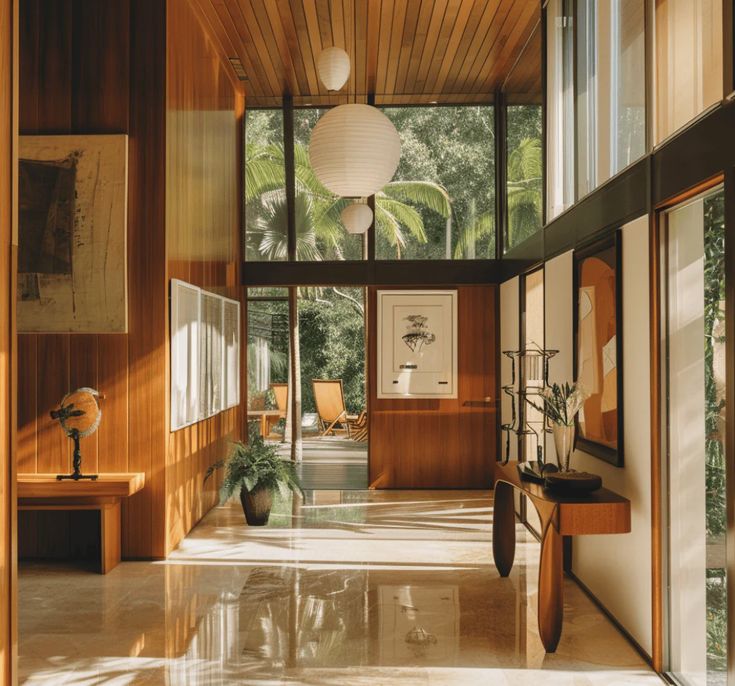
[50,387,102,481]
[501,344,558,468]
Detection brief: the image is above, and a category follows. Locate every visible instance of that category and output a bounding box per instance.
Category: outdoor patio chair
[347,410,368,442]
[311,379,358,437]
[263,383,288,436]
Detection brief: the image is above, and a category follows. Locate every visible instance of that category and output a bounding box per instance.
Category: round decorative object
[544,471,602,495]
[56,387,102,438]
[309,104,401,197]
[317,46,351,91]
[50,387,102,481]
[341,203,373,234]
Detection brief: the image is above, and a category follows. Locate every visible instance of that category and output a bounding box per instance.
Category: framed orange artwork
[573,233,623,466]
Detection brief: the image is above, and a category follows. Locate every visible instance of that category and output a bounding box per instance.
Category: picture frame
[573,232,624,466]
[18,134,129,333]
[170,279,241,431]
[377,289,458,399]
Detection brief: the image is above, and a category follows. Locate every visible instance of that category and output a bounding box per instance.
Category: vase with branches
[527,382,588,472]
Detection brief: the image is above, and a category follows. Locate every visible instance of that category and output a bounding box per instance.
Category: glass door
[663,185,727,686]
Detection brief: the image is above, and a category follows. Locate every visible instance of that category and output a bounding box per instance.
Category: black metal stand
[56,429,98,481]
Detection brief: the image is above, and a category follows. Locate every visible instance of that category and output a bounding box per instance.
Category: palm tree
[245,139,452,459]
[506,136,543,247]
[245,142,451,261]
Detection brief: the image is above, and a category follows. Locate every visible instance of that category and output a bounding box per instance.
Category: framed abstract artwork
[573,233,624,466]
[18,135,128,332]
[377,290,458,399]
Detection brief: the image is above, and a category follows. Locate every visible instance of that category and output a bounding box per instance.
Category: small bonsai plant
[204,422,303,525]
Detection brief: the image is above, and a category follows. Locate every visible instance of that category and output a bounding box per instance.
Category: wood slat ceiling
[191,0,541,106]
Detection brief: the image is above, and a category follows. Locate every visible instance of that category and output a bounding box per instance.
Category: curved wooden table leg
[493,480,516,577]
[536,503,563,652]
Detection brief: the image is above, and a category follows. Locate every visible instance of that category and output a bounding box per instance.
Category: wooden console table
[18,473,145,574]
[493,461,631,652]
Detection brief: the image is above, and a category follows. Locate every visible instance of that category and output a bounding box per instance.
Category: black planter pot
[239,485,273,526]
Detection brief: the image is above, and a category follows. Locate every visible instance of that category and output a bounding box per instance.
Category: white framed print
[170,279,201,430]
[377,290,458,399]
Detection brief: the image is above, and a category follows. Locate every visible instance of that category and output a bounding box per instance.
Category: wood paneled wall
[1,0,18,679]
[17,0,243,559]
[368,286,497,488]
[165,0,243,555]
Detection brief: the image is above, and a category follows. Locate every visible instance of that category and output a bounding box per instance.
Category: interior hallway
[19,491,661,685]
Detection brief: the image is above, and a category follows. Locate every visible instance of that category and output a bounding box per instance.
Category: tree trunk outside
[288,287,303,461]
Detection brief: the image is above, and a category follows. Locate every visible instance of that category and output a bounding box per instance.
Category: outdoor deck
[273,436,368,490]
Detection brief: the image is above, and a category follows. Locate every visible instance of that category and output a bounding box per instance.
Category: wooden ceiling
[192,0,542,106]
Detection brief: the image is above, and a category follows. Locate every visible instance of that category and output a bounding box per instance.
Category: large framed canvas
[573,233,624,466]
[18,135,128,332]
[170,280,201,431]
[377,290,458,399]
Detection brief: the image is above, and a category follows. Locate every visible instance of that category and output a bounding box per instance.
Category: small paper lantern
[309,104,401,197]
[317,47,351,91]
[341,203,373,234]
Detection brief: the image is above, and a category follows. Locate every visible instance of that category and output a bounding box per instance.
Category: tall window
[547,0,645,215]
[244,109,287,261]
[655,0,723,143]
[506,105,543,251]
[663,186,726,685]
[377,106,495,260]
[547,0,575,219]
[293,109,365,261]
[245,104,496,261]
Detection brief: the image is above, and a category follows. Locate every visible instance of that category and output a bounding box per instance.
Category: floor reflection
[19,490,662,685]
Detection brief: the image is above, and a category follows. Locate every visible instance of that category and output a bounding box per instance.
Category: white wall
[515,215,653,656]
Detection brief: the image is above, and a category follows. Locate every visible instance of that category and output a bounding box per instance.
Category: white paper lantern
[317,47,351,91]
[309,104,401,197]
[341,203,373,234]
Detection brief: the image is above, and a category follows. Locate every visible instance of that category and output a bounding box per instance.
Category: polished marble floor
[19,490,663,685]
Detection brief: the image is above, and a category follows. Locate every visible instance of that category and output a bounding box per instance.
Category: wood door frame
[2,0,19,680]
[649,173,727,675]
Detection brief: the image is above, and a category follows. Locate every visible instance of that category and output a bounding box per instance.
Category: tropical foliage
[703,190,727,677]
[204,423,303,503]
[244,105,543,261]
[506,105,543,250]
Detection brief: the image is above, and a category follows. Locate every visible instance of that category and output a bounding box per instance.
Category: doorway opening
[246,287,368,492]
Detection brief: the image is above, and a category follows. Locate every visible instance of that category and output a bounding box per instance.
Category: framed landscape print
[573,233,624,466]
[377,290,458,399]
[18,135,128,332]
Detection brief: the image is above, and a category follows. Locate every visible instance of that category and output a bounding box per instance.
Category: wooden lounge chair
[262,383,288,436]
[312,379,358,437]
[347,410,368,442]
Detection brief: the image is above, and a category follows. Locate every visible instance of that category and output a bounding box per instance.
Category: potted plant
[527,382,588,472]
[204,423,303,525]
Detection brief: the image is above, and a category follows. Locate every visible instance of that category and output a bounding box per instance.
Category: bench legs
[99,500,121,574]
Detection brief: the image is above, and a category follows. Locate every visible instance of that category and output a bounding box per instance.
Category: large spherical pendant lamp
[317,47,351,91]
[341,203,373,234]
[309,104,401,197]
